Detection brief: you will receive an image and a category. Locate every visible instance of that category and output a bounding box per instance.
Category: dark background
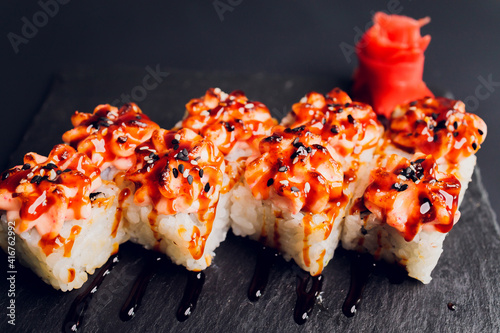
[2,0,499,217]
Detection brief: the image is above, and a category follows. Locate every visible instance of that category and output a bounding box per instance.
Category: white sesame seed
[214,87,221,94]
[175,134,181,141]
[27,172,34,178]
[183,169,189,178]
[245,103,254,109]
[139,146,150,150]
[304,182,311,193]
[280,180,289,186]
[300,97,307,103]
[40,169,45,177]
[220,92,228,100]
[190,160,198,165]
[293,157,299,164]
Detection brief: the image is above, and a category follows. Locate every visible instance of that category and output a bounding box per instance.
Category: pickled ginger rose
[352,12,434,117]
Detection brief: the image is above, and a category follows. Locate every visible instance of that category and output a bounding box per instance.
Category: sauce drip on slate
[62,255,119,332]
[119,255,162,321]
[293,274,323,325]
[248,246,276,302]
[342,254,374,317]
[176,271,206,322]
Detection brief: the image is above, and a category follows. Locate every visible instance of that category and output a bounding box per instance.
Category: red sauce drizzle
[113,188,131,238]
[388,97,487,164]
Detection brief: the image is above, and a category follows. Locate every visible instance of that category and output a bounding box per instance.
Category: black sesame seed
[344,103,351,107]
[447,303,457,311]
[433,134,438,142]
[347,114,355,124]
[177,154,189,162]
[414,158,425,164]
[204,183,210,192]
[173,144,179,150]
[478,129,484,135]
[291,125,306,132]
[178,164,185,174]
[22,163,31,170]
[194,156,201,161]
[337,107,344,113]
[453,132,459,137]
[63,169,71,173]
[472,142,478,150]
[1,172,9,180]
[89,192,102,201]
[267,178,274,187]
[172,168,179,178]
[409,101,418,106]
[321,118,326,125]
[199,169,204,178]
[398,184,409,192]
[224,122,235,132]
[56,170,62,175]
[187,175,193,185]
[453,121,458,130]
[330,125,339,135]
[31,175,42,184]
[290,186,300,192]
[117,136,128,144]
[306,146,312,153]
[171,139,179,145]
[435,120,447,131]
[431,113,439,120]
[182,148,188,156]
[360,226,368,235]
[278,166,288,172]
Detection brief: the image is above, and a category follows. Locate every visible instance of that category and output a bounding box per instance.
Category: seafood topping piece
[286,88,383,157]
[126,128,225,259]
[182,88,277,156]
[0,144,101,238]
[62,103,159,171]
[363,154,461,241]
[245,125,344,215]
[389,97,487,163]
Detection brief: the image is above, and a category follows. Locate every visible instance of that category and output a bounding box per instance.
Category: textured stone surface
[1,67,499,332]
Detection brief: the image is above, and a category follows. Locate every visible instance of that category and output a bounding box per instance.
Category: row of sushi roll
[0,87,486,292]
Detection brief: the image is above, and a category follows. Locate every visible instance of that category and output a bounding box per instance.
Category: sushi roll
[178,88,277,213]
[342,97,487,283]
[62,103,159,180]
[281,88,384,210]
[230,125,347,276]
[121,128,228,271]
[0,144,127,291]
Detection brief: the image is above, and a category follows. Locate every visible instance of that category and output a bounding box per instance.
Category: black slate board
[1,66,499,333]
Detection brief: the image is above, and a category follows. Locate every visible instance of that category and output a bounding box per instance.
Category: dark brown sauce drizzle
[293,274,323,325]
[342,253,374,317]
[176,271,206,322]
[119,255,162,321]
[62,255,119,332]
[248,246,276,302]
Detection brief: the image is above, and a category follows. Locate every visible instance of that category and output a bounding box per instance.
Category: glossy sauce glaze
[363,153,461,241]
[0,144,101,243]
[181,88,277,156]
[284,88,384,161]
[63,255,120,332]
[389,97,487,164]
[245,125,346,275]
[294,274,323,325]
[176,271,206,322]
[62,103,159,172]
[120,255,162,321]
[126,128,225,260]
[248,246,276,302]
[342,253,374,317]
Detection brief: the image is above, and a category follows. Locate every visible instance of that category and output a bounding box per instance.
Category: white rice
[0,181,128,291]
[123,182,231,271]
[341,144,477,283]
[230,181,345,276]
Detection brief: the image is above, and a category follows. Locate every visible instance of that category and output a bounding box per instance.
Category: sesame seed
[187,175,193,185]
[178,164,185,174]
[409,101,418,106]
[472,142,478,150]
[204,183,210,192]
[478,129,484,135]
[172,168,179,178]
[347,114,355,124]
[290,186,300,192]
[31,175,42,184]
[22,163,31,170]
[304,182,310,193]
[173,144,179,150]
[172,139,179,145]
[2,172,9,180]
[278,166,288,172]
[245,103,255,109]
[330,126,339,135]
[183,169,189,178]
[199,169,204,178]
[453,121,458,130]
[267,178,274,186]
[175,134,181,141]
[63,169,71,173]
[414,158,425,164]
[190,160,198,165]
[453,132,459,137]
